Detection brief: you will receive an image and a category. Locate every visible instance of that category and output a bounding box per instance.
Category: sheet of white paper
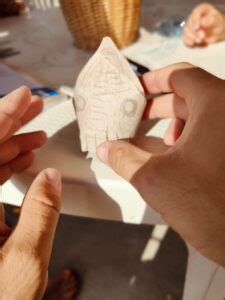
[122,28,225,79]
[0,63,68,110]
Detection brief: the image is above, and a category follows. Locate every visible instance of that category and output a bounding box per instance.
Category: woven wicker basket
[60,0,142,49]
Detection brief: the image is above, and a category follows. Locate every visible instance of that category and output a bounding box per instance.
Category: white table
[1,6,224,300]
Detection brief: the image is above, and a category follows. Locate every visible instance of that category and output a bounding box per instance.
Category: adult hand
[0,86,47,185]
[0,168,62,299]
[183,3,225,47]
[97,63,225,266]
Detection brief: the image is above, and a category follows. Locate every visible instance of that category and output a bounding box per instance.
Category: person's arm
[0,168,62,299]
[0,86,62,299]
[97,63,225,266]
[183,3,225,47]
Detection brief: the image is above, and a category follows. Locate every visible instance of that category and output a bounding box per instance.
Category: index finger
[141,63,196,98]
[0,86,31,141]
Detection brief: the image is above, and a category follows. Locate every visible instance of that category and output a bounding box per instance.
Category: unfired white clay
[74,37,146,153]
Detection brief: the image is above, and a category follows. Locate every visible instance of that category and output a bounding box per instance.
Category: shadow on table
[11,120,123,220]
[11,116,162,224]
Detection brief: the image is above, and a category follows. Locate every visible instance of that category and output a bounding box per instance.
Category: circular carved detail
[121,99,137,117]
[75,95,86,112]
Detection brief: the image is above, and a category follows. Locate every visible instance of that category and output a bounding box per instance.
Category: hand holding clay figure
[98,62,225,266]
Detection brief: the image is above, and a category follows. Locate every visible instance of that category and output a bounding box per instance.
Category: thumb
[6,168,61,266]
[97,140,151,182]
[97,140,180,220]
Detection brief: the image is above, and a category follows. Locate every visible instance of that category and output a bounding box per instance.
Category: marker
[0,87,59,99]
[127,58,150,76]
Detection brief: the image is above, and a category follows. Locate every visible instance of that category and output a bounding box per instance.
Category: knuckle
[179,62,194,69]
[109,142,144,182]
[29,192,61,215]
[110,143,128,172]
[19,85,31,97]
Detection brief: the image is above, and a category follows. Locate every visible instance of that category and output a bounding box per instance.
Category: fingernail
[45,168,62,192]
[97,142,109,164]
[36,131,47,146]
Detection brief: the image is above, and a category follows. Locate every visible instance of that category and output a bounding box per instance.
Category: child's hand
[183,3,225,47]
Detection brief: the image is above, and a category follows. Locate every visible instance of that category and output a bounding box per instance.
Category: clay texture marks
[74,37,146,153]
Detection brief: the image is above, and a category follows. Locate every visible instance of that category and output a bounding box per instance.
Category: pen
[126,58,170,99]
[127,58,150,76]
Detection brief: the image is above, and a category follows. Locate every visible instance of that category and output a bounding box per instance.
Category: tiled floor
[6,206,187,300]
